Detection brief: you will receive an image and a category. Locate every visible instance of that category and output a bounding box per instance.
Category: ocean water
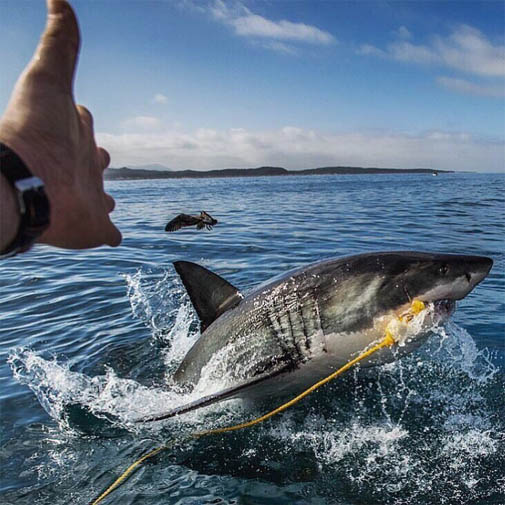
[0,172,504,505]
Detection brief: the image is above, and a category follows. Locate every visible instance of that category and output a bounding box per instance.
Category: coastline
[104,165,453,180]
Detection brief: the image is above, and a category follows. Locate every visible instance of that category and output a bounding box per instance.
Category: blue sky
[1,0,504,172]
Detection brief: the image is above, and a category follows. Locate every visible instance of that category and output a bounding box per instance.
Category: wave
[8,265,504,505]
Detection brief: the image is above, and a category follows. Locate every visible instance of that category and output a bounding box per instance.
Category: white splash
[432,320,498,383]
[124,267,188,336]
[7,266,242,434]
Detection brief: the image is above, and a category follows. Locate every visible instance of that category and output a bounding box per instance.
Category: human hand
[0,0,121,249]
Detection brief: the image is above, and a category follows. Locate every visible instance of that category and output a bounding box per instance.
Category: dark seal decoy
[165,211,218,232]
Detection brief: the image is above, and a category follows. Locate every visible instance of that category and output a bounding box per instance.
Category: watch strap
[0,143,50,257]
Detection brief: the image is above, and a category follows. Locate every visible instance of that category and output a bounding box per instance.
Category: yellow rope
[90,299,425,504]
[89,446,165,505]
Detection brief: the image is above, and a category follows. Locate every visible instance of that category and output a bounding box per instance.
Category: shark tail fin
[174,261,243,332]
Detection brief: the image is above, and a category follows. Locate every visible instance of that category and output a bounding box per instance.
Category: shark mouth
[389,299,456,348]
[397,299,455,325]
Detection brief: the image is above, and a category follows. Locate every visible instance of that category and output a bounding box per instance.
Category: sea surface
[0,172,504,505]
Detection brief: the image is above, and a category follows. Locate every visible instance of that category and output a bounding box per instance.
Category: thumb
[32,0,80,92]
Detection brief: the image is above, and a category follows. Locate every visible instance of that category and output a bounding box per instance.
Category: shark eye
[439,264,449,276]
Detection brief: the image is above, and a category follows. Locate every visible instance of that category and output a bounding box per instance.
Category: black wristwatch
[0,142,50,257]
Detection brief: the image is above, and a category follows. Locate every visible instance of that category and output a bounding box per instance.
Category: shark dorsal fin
[173,261,243,332]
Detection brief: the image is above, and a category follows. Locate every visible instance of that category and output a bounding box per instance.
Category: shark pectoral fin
[134,387,238,423]
[135,365,292,424]
[174,261,243,332]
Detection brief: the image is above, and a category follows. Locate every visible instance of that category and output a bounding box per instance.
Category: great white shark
[137,251,492,423]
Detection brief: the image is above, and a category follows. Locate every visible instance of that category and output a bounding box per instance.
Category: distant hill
[104,165,452,180]
[129,163,172,171]
[296,166,451,175]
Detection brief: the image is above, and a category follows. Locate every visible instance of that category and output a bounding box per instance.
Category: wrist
[0,140,51,256]
[0,121,52,183]
[0,124,52,240]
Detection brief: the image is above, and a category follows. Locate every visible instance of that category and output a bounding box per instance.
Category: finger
[77,104,94,131]
[97,147,110,169]
[33,0,80,92]
[104,219,122,247]
[104,193,115,213]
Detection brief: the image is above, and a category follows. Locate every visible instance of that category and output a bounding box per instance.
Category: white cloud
[437,76,505,98]
[153,93,168,104]
[207,0,335,49]
[231,14,334,44]
[356,44,386,57]
[359,24,505,77]
[388,40,438,65]
[395,26,412,40]
[438,25,505,76]
[255,40,299,55]
[121,116,163,131]
[97,126,504,172]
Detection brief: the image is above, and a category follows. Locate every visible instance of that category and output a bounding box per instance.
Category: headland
[104,165,452,180]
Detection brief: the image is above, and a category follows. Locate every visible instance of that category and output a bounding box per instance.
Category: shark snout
[416,254,493,303]
[466,256,493,288]
[451,255,493,300]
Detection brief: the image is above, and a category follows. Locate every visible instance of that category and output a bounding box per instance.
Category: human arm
[0,0,121,252]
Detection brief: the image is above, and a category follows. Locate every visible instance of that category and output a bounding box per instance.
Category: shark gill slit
[285,299,305,364]
[266,303,298,371]
[309,289,325,354]
[278,302,302,368]
[299,294,317,356]
[293,289,311,355]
